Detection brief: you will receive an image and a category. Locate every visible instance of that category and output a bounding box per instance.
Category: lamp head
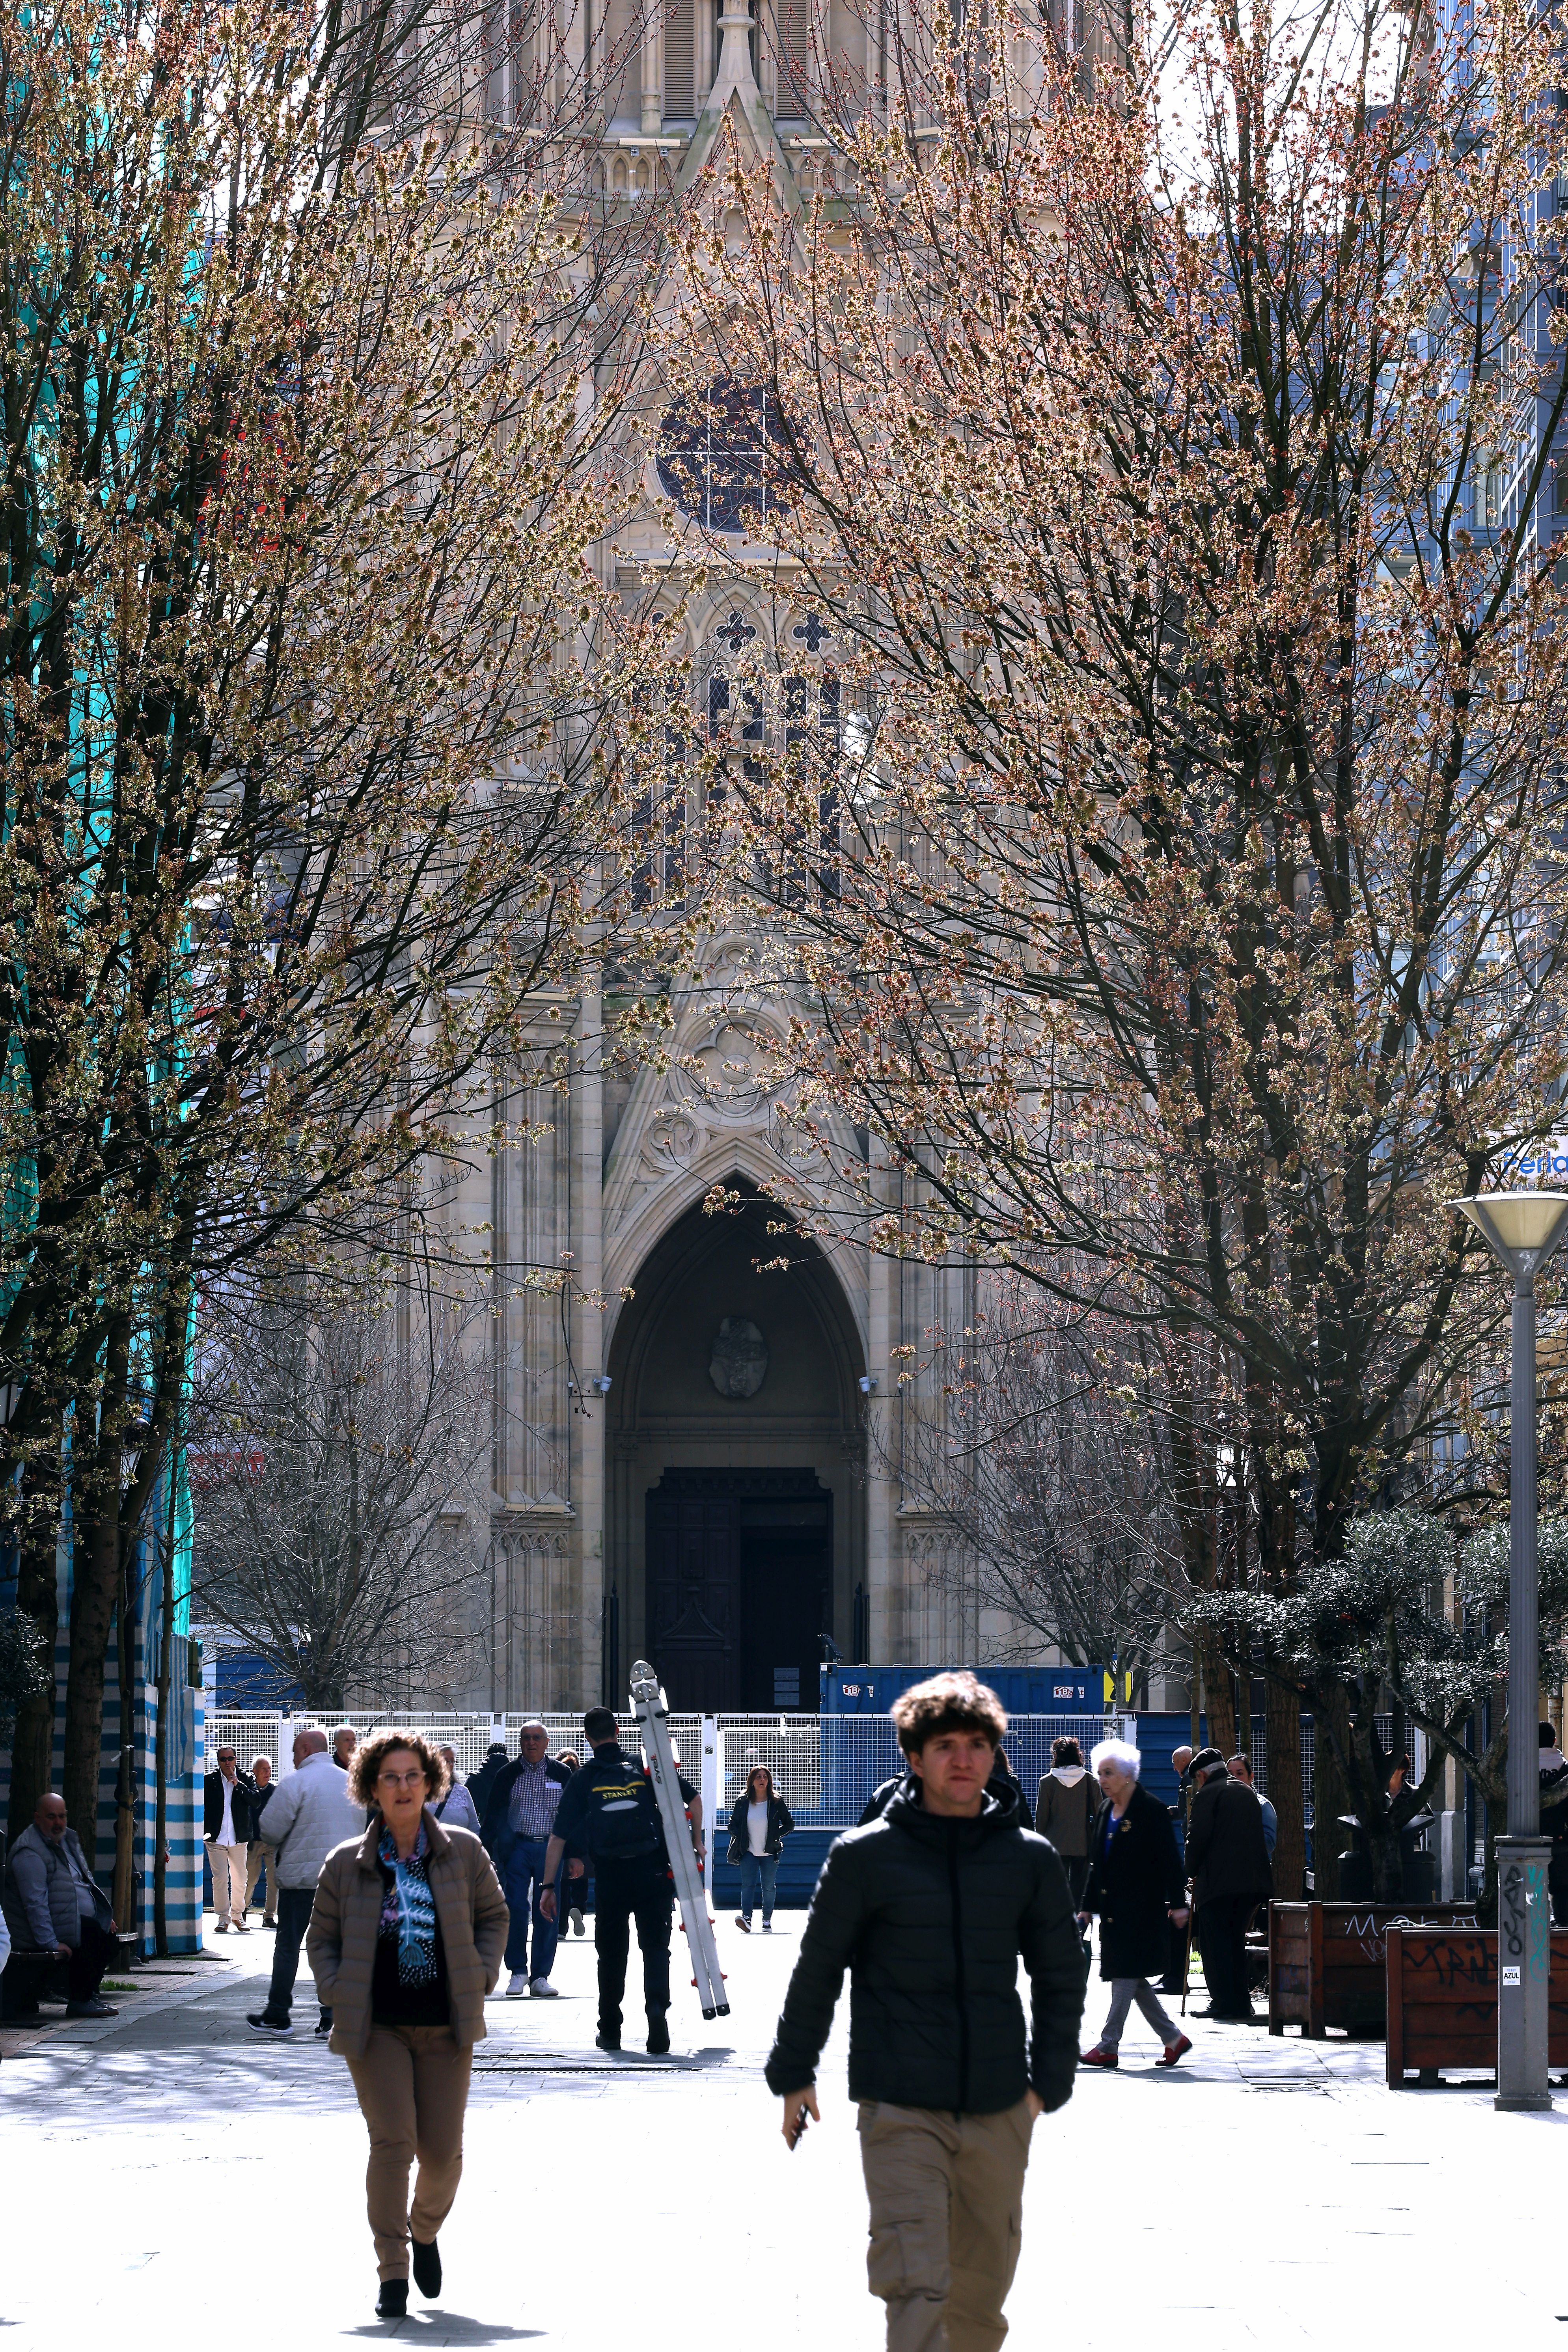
[1453,1190,1568,1280]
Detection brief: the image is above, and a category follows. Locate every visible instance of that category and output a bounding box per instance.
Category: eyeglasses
[217,1753,237,1763]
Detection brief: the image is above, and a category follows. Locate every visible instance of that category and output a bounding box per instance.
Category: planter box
[1269,1901,1478,2038]
[1385,1925,1568,2087]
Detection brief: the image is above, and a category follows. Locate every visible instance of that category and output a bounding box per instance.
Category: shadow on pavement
[341,2320,544,2342]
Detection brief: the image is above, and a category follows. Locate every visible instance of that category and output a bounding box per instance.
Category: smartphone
[785,2101,811,2151]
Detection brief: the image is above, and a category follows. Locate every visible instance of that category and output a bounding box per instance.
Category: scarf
[377,1820,438,1985]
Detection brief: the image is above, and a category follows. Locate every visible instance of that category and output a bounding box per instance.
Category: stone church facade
[431,1,1035,1715]
[451,935,998,1715]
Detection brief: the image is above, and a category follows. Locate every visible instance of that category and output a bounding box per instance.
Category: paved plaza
[3,1914,1568,2349]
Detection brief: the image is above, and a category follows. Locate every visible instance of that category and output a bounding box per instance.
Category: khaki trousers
[343,2025,473,2279]
[206,1840,248,1926]
[244,1842,280,1920]
[857,2097,1034,2352]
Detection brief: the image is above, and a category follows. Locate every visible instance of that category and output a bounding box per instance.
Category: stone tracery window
[626,665,689,911]
[656,379,782,535]
[697,609,842,902]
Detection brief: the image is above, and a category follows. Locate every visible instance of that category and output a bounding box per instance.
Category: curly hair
[348,1728,450,1812]
[890,1672,1007,1756]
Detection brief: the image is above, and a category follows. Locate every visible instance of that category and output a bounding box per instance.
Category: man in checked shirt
[478,1720,571,1998]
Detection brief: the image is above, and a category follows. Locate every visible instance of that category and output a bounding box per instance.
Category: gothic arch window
[781,613,842,902]
[697,610,842,902]
[627,660,690,911]
[703,607,765,827]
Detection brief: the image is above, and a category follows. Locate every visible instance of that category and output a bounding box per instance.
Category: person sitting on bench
[2,1792,120,2019]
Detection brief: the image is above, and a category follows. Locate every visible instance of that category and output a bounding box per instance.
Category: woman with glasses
[308,1728,508,2319]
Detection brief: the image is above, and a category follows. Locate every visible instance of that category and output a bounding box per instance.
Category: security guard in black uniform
[541,1706,703,2054]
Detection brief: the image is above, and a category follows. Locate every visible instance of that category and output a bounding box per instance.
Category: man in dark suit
[1160,1744,1195,1992]
[1184,1746,1272,2021]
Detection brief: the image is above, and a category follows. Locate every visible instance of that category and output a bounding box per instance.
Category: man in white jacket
[246,1728,364,2038]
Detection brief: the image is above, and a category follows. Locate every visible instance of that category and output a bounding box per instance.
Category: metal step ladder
[630,1659,730,2019]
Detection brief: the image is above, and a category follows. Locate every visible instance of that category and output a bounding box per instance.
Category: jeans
[738,1851,778,1921]
[1098,1976,1180,2050]
[263,1884,329,2026]
[502,1838,559,1981]
[858,2097,1034,2352]
[593,1856,673,2038]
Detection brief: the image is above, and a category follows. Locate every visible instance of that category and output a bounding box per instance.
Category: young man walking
[767,1673,1083,2352]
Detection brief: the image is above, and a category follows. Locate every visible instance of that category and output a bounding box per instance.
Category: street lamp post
[1453,1189,1568,2112]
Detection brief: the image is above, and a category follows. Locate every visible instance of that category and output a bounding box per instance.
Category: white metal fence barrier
[208,1709,1135,1828]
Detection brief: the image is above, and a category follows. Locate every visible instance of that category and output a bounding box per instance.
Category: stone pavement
[3,1908,1568,2350]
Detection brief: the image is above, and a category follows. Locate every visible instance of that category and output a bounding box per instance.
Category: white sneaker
[530,1977,559,1998]
[505,1971,530,1998]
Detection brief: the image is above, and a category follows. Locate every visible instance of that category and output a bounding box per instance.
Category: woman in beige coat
[308,1728,508,2320]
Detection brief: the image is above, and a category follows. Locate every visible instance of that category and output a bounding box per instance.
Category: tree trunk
[112,1544,138,1933]
[63,1499,122,1847]
[1198,1622,1237,1758]
[1264,1644,1305,1899]
[6,1447,62,1834]
[1346,1707,1404,1902]
[1311,1704,1344,1899]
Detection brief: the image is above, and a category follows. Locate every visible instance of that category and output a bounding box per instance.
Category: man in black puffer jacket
[767,1672,1083,2352]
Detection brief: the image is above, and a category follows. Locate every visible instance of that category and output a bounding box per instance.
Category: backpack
[585,1762,664,1863]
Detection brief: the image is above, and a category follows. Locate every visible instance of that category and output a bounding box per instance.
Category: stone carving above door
[640,1106,702,1174]
[672,1021,785,1125]
[709,1316,768,1398]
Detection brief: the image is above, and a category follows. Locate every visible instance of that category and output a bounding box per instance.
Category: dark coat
[466,1745,510,1816]
[726,1791,796,1863]
[203,1769,261,1843]
[1082,1783,1187,1980]
[765,1778,1084,2115]
[1185,1772,1273,1907]
[858,1754,1034,1831]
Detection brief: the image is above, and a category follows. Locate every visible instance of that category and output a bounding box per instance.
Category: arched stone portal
[603,1184,866,1711]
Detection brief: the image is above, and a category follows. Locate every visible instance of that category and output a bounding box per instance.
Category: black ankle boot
[375,2278,408,2319]
[412,2238,442,2299]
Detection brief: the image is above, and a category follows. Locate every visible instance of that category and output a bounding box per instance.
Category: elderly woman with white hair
[1077,1738,1193,2069]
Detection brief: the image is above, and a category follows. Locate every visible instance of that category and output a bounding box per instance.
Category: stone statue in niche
[709,1317,768,1400]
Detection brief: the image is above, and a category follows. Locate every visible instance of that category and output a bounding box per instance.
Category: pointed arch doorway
[603,1185,865,1709]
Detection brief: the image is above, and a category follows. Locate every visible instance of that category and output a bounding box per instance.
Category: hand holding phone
[781,2087,820,2149]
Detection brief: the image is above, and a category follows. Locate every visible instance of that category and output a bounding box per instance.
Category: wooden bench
[1269,1901,1478,2038]
[1385,1925,1568,2086]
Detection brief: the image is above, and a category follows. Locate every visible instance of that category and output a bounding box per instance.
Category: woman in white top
[724,1767,794,1932]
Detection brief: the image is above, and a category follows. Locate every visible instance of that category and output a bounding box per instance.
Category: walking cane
[1179,1909,1195,2018]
